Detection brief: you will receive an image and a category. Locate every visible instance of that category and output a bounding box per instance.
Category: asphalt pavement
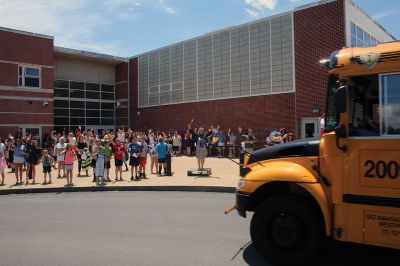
[0,192,266,266]
[1,192,400,266]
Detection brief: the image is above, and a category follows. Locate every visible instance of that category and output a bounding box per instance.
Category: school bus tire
[250,194,324,265]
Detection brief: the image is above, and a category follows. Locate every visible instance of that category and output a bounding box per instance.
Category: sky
[0,0,399,57]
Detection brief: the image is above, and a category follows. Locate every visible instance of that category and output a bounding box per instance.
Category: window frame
[18,65,41,88]
[348,72,400,139]
[380,72,400,137]
[350,21,382,48]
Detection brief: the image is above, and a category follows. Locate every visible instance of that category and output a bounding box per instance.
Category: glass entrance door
[301,117,319,139]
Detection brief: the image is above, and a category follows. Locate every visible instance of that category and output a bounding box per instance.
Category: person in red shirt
[113,138,125,181]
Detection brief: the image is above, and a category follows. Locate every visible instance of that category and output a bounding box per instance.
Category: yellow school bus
[228,41,400,265]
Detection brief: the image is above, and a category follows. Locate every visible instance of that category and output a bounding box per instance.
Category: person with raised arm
[188,119,212,170]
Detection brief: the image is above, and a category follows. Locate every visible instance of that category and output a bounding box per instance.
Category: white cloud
[0,0,125,54]
[158,0,177,15]
[244,0,278,11]
[289,0,302,3]
[245,8,259,17]
[372,9,400,20]
[0,0,177,55]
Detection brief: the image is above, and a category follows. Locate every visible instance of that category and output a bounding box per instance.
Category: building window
[53,79,116,130]
[350,22,380,48]
[18,66,40,88]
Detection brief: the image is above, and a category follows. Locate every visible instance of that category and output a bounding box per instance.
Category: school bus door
[341,73,400,248]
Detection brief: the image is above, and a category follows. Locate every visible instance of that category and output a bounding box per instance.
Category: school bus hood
[247,138,320,165]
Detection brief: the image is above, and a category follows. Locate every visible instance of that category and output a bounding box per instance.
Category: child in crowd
[217,128,225,157]
[156,137,169,175]
[129,137,141,180]
[172,131,182,157]
[64,144,76,186]
[123,139,129,172]
[112,139,125,181]
[91,139,100,182]
[104,141,112,182]
[149,140,158,174]
[95,146,106,185]
[139,135,148,179]
[0,151,6,185]
[227,128,237,158]
[55,137,66,178]
[41,149,54,184]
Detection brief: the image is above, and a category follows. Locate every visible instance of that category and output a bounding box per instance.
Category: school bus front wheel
[250,194,325,265]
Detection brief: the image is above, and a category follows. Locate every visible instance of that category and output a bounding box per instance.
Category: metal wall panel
[138,13,294,107]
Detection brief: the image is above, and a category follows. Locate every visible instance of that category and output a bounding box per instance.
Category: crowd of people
[0,121,295,187]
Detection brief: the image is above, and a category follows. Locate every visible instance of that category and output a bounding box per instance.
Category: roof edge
[0,26,53,40]
[54,46,128,63]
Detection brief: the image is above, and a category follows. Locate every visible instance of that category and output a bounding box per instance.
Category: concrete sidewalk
[0,156,240,194]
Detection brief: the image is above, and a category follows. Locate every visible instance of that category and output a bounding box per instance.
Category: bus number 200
[364,160,400,179]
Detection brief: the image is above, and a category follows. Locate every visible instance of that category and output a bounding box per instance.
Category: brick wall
[129,58,138,129]
[0,62,17,86]
[294,0,346,136]
[115,62,129,128]
[0,29,54,138]
[133,93,296,144]
[127,1,347,141]
[0,30,53,66]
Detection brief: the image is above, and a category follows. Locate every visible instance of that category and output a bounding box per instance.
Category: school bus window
[382,74,400,135]
[324,74,339,132]
[348,75,380,137]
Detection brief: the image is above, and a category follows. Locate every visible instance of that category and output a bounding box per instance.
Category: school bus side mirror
[334,124,348,152]
[334,86,347,114]
[335,124,347,138]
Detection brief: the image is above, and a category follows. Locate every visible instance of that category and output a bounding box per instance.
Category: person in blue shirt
[155,137,169,175]
[217,128,226,157]
[128,137,141,180]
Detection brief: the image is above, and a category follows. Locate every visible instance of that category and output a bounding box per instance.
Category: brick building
[0,0,395,142]
[129,0,395,140]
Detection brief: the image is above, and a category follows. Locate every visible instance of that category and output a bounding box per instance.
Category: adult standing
[188,119,212,170]
[280,128,288,143]
[13,139,25,185]
[26,140,42,184]
[243,128,257,153]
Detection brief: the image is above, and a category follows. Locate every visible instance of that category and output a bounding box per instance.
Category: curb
[0,185,236,195]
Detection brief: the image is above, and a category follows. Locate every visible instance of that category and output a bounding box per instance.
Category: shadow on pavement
[242,242,270,266]
[320,240,400,266]
[240,240,400,266]
[193,176,220,179]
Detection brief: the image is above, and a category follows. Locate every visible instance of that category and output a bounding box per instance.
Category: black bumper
[236,192,251,218]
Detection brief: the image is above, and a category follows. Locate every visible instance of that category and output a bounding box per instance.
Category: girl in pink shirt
[64,144,76,186]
